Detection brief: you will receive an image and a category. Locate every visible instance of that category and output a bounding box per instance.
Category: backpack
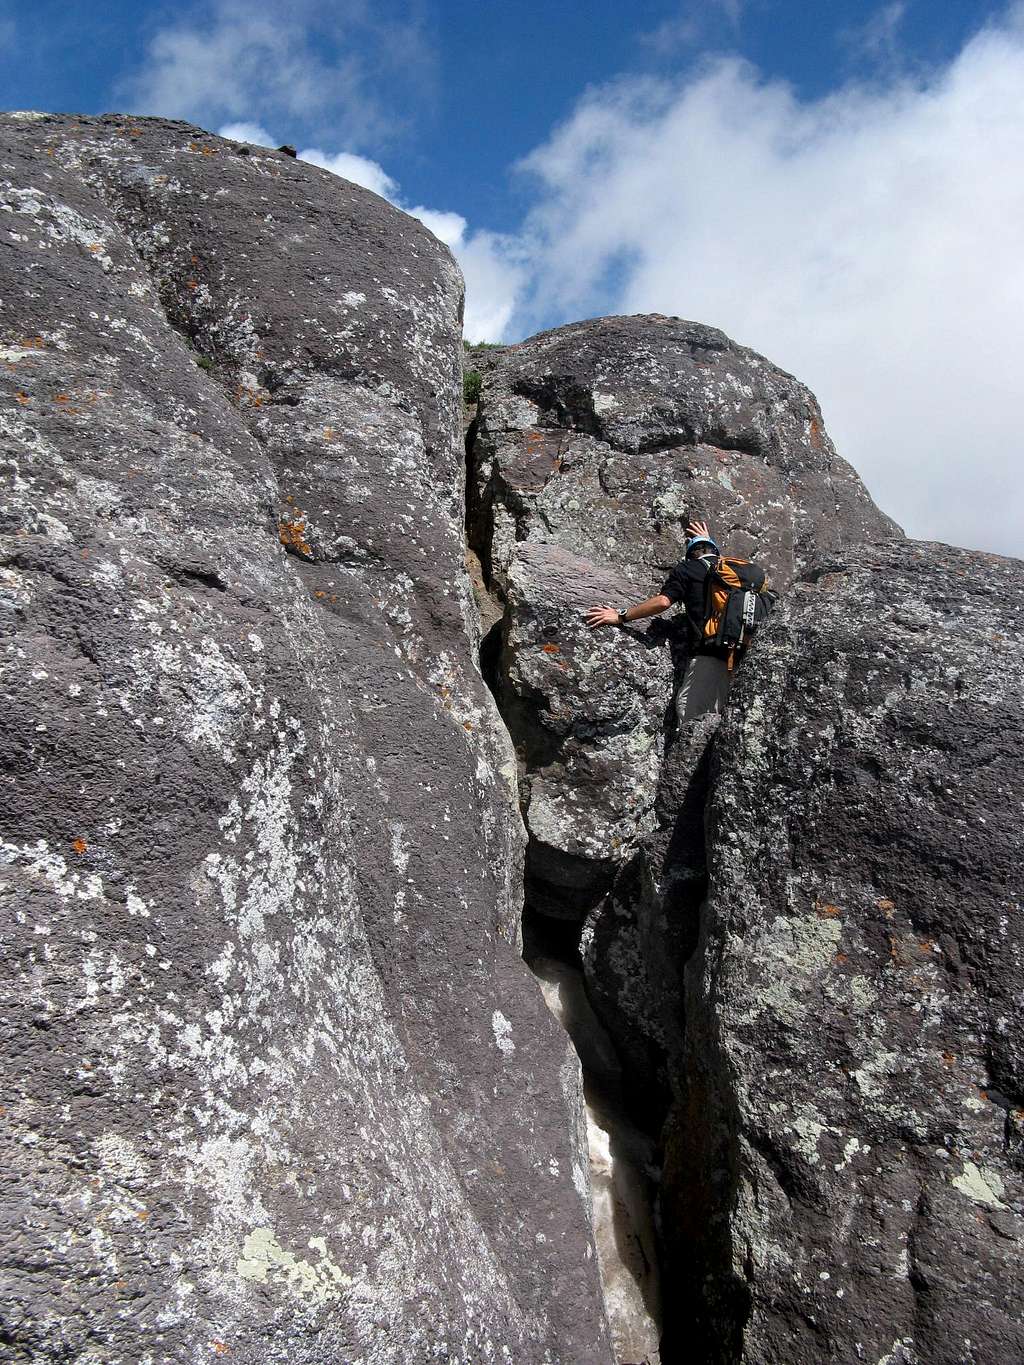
[699,556,776,668]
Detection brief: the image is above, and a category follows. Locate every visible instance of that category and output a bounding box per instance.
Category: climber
[584,519,772,724]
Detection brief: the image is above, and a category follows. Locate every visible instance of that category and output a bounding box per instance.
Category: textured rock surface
[468,316,900,910]
[671,540,1024,1363]
[0,113,612,1363]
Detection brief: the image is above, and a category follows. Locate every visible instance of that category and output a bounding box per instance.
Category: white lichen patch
[951,1161,1007,1210]
[236,1226,354,1301]
[492,1010,515,1057]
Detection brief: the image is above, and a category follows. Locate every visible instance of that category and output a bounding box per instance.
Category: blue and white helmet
[686,535,719,557]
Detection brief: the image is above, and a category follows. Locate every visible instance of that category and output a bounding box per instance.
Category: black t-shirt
[661,557,711,632]
[660,555,727,658]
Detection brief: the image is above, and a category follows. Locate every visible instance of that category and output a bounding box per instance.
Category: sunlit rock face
[467,315,900,917]
[672,540,1024,1363]
[0,113,613,1365]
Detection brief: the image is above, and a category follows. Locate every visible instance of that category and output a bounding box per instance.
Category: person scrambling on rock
[585,519,774,723]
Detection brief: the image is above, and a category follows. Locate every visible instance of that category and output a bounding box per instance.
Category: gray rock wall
[468,316,899,918]
[468,319,1023,1363]
[0,113,612,1364]
[673,540,1024,1363]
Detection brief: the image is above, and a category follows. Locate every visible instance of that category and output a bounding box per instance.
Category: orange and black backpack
[699,556,776,669]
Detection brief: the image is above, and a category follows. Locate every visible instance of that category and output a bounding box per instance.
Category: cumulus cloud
[510,8,1024,556]
[120,0,430,148]
[641,0,744,54]
[455,231,526,342]
[300,148,397,199]
[217,121,276,148]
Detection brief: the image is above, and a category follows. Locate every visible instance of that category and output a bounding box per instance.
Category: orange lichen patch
[541,642,560,654]
[15,392,30,405]
[834,952,848,965]
[71,838,88,855]
[210,1342,231,1356]
[942,1051,956,1067]
[816,903,842,918]
[808,416,823,449]
[136,1209,150,1221]
[918,939,936,953]
[234,384,268,408]
[278,517,312,556]
[186,280,199,290]
[22,337,46,349]
[876,897,896,913]
[463,721,474,731]
[323,426,336,442]
[87,243,103,254]
[188,142,217,156]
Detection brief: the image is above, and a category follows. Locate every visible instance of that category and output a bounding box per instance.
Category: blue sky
[3,1,1023,555]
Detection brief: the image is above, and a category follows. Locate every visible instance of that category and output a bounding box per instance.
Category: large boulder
[667,540,1024,1362]
[468,316,900,911]
[0,113,612,1363]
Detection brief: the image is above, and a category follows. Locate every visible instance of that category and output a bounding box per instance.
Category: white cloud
[218,121,276,149]
[406,206,466,249]
[456,231,526,342]
[510,8,1024,557]
[839,2,908,69]
[120,0,429,148]
[641,0,744,53]
[300,147,397,199]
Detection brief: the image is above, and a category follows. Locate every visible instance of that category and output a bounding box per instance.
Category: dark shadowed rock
[669,539,1024,1362]
[0,113,612,1363]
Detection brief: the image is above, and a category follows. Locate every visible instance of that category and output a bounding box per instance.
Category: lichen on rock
[0,113,612,1364]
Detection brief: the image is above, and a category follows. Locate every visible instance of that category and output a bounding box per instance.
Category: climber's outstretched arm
[585,594,672,630]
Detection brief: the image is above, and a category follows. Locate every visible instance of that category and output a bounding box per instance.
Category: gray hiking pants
[675,653,731,725]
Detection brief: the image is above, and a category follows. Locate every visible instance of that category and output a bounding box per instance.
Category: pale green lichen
[951,1161,1007,1210]
[236,1226,354,1301]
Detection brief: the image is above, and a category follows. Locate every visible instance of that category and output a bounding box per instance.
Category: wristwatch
[617,608,629,626]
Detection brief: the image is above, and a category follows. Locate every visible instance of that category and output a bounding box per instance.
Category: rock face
[0,114,612,1363]
[468,316,899,920]
[467,317,900,1116]
[468,319,1023,1364]
[672,540,1024,1364]
[6,112,1021,1365]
